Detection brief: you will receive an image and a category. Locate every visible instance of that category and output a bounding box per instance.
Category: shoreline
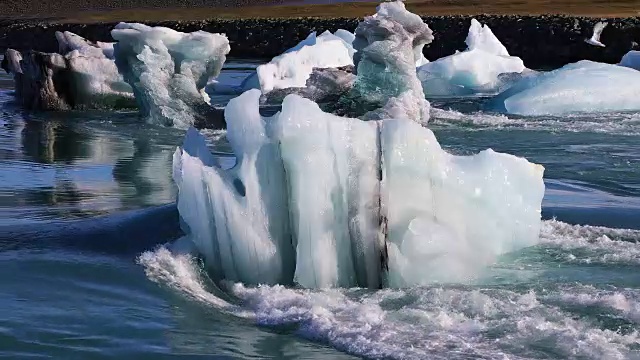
[1,1,639,22]
[1,15,639,69]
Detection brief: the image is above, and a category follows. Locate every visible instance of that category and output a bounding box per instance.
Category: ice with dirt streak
[172,89,545,288]
[112,23,229,127]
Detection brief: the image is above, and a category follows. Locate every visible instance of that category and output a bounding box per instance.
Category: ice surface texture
[172,90,545,288]
[112,23,230,128]
[619,50,640,71]
[417,19,526,96]
[491,60,640,116]
[345,1,432,123]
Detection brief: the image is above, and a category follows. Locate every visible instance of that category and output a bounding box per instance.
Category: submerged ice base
[418,19,526,96]
[112,23,230,128]
[173,89,545,288]
[491,60,640,116]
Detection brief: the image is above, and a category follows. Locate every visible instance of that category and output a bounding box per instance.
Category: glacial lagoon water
[1,61,639,359]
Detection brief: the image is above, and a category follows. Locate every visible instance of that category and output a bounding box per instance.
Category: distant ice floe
[619,50,640,71]
[111,23,230,128]
[417,19,527,97]
[490,60,640,116]
[2,32,135,110]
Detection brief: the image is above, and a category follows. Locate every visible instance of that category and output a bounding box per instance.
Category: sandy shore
[1,0,638,22]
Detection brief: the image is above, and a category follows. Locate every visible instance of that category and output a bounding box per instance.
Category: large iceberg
[1,32,134,110]
[417,19,526,96]
[172,89,545,288]
[112,23,230,128]
[619,50,640,71]
[341,0,433,123]
[490,60,640,116]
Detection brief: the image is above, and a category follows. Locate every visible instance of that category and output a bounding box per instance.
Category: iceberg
[619,50,640,71]
[417,19,526,96]
[491,60,640,116]
[207,29,355,99]
[255,30,355,93]
[55,31,135,109]
[173,90,545,288]
[112,23,230,128]
[1,32,135,110]
[344,0,432,123]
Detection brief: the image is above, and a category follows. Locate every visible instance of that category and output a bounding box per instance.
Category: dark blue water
[1,62,639,359]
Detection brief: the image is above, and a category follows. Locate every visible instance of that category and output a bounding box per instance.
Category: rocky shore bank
[1,15,639,68]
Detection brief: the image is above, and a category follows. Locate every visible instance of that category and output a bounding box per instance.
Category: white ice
[619,50,640,71]
[112,23,229,127]
[256,30,355,93]
[491,60,640,116]
[173,90,545,288]
[56,31,134,108]
[417,19,526,96]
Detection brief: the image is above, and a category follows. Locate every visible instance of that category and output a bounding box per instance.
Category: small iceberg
[490,60,640,116]
[112,23,230,128]
[417,19,526,96]
[2,31,135,110]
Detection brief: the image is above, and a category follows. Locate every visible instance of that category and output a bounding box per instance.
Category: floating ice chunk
[55,31,135,108]
[417,19,525,96]
[256,30,354,93]
[172,89,294,285]
[619,50,640,71]
[347,0,432,123]
[1,32,135,110]
[112,23,229,128]
[261,65,356,106]
[174,91,544,288]
[381,119,545,285]
[491,60,640,116]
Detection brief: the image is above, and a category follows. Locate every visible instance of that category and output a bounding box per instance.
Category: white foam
[139,245,640,360]
[540,219,640,266]
[137,245,253,318]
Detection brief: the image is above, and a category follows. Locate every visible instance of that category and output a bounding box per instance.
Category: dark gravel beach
[1,15,639,68]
